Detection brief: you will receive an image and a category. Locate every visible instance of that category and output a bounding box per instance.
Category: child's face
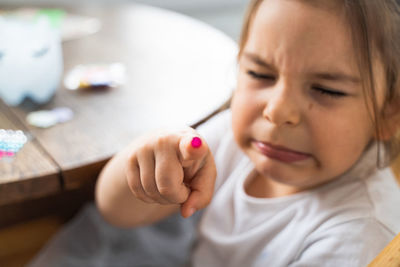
[232,0,386,195]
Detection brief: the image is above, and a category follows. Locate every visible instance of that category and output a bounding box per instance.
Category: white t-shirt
[193,109,400,267]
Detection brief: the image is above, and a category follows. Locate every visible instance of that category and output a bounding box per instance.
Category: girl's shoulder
[290,169,399,265]
[364,167,400,233]
[294,214,394,266]
[308,166,400,235]
[311,140,400,234]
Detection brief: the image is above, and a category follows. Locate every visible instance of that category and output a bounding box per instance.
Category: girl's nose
[262,83,301,127]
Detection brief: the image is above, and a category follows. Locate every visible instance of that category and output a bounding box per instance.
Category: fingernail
[188,208,196,217]
[191,137,202,148]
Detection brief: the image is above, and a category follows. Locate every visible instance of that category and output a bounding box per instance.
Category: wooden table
[0,3,237,225]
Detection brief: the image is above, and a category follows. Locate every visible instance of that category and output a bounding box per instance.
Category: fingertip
[180,188,210,217]
[191,137,202,148]
[180,134,207,161]
[185,135,204,153]
[181,206,196,218]
[187,207,196,217]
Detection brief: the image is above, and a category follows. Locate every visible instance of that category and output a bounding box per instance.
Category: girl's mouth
[252,140,311,163]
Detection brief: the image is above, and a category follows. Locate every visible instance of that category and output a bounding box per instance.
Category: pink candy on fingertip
[191,137,202,148]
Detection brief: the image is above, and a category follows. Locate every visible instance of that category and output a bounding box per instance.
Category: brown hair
[237,0,400,166]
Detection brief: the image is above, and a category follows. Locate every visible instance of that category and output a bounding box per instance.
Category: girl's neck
[244,172,303,198]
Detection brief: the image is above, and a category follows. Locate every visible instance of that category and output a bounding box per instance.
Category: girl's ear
[377,96,400,141]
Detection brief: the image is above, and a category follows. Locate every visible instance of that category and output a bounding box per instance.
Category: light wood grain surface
[0,102,60,206]
[368,232,400,267]
[391,154,400,185]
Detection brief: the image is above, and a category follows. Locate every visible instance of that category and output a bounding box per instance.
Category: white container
[0,16,63,106]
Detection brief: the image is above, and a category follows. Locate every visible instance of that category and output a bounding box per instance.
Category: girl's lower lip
[252,141,311,163]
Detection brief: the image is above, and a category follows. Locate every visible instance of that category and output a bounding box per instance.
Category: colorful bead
[0,129,27,160]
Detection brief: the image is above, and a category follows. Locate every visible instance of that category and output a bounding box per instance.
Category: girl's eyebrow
[243,52,275,69]
[243,52,360,84]
[313,72,360,84]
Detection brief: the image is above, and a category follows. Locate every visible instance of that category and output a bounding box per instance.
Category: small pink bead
[6,151,14,157]
[191,137,202,148]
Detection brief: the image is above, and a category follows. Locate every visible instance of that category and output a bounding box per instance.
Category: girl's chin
[253,158,316,187]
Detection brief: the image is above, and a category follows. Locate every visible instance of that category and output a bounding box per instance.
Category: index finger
[178,134,209,167]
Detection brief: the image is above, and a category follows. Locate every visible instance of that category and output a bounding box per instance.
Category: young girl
[96,0,400,266]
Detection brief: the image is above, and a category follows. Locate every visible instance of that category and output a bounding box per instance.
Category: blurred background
[0,1,248,266]
[0,0,249,41]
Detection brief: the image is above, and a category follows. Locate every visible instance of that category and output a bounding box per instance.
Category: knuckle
[158,185,176,197]
[136,145,150,156]
[142,185,159,198]
[128,181,142,195]
[129,185,142,197]
[142,142,155,152]
[156,134,173,148]
[127,152,138,165]
[156,172,176,187]
[129,184,155,203]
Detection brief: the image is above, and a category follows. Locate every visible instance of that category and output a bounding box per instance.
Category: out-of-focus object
[26,107,74,128]
[0,129,28,159]
[64,63,126,90]
[0,8,102,42]
[61,13,101,42]
[0,14,63,106]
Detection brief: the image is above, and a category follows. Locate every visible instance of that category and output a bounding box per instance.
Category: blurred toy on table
[64,63,126,90]
[0,8,102,106]
[0,10,63,106]
[0,129,28,161]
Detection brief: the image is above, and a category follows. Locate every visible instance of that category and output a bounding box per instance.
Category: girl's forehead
[251,0,350,50]
[245,0,357,75]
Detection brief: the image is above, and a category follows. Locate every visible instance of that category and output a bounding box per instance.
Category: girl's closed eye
[247,70,276,81]
[311,85,348,98]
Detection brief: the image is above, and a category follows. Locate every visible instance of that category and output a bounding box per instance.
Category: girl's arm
[95,130,216,228]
